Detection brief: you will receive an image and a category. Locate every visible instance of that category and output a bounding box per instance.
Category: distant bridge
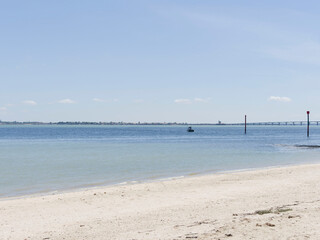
[228,121,320,126]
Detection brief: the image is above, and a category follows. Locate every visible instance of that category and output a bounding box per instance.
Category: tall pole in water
[307,111,310,137]
[245,115,247,134]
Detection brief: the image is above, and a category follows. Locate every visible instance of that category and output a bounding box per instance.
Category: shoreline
[2,161,318,201]
[2,163,320,239]
[2,160,320,201]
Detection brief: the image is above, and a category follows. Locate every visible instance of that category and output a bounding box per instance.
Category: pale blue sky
[1,0,320,123]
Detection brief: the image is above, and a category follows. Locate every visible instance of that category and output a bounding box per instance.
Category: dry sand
[1,164,320,240]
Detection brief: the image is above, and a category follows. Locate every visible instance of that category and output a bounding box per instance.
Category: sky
[1,0,320,123]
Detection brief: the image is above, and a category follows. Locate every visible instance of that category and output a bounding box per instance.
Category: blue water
[0,125,320,197]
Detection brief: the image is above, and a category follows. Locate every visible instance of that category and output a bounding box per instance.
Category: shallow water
[0,125,319,197]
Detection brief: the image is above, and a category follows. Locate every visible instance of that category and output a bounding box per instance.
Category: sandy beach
[1,164,320,240]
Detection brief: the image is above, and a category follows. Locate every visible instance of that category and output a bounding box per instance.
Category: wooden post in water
[245,115,247,134]
[307,111,310,137]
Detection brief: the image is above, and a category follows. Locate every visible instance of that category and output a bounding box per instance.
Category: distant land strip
[0,120,319,126]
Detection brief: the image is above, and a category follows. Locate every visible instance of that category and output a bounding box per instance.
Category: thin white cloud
[93,98,119,103]
[174,99,192,104]
[134,99,143,103]
[175,98,210,104]
[268,96,292,102]
[58,99,76,104]
[174,7,320,66]
[265,41,320,65]
[0,104,13,112]
[194,97,210,103]
[157,6,299,44]
[22,100,37,106]
[93,98,105,102]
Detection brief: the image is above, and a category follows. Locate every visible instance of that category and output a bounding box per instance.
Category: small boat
[187,126,194,132]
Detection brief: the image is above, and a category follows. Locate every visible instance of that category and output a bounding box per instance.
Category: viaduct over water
[228,121,320,126]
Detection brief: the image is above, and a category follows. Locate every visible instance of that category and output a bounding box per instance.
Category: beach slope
[1,164,320,239]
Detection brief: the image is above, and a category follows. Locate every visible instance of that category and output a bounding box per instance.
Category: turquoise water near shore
[0,125,320,197]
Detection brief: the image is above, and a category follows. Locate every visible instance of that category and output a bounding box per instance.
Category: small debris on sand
[265,222,275,227]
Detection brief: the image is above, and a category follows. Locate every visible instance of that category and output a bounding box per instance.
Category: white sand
[1,164,320,239]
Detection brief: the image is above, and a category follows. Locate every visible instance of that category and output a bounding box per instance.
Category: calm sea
[0,125,319,197]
